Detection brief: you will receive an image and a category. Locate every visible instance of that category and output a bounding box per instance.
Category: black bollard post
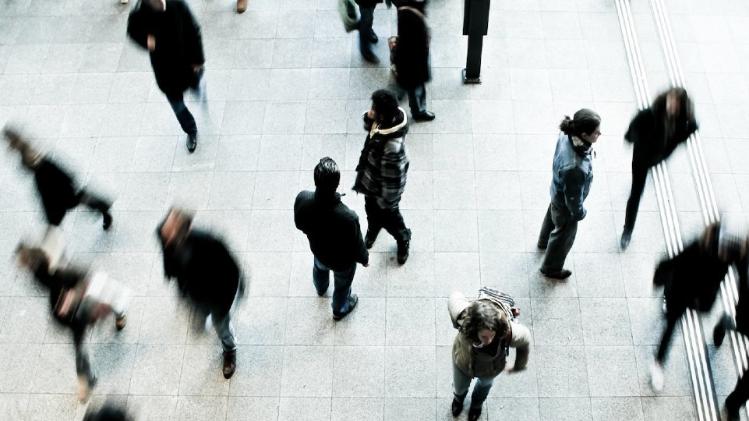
[462,0,490,84]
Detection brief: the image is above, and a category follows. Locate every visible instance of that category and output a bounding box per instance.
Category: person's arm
[448,291,471,329]
[624,109,649,144]
[561,167,587,221]
[180,1,205,66]
[126,6,149,50]
[363,112,375,131]
[508,321,531,371]
[353,217,369,266]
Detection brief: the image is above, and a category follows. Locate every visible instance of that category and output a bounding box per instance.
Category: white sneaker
[120,0,129,3]
[650,361,665,392]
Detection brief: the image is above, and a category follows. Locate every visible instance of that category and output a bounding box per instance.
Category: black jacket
[294,190,368,271]
[33,158,81,226]
[625,108,698,169]
[355,0,383,6]
[32,263,87,328]
[127,0,205,97]
[393,6,431,88]
[731,257,749,336]
[159,228,242,318]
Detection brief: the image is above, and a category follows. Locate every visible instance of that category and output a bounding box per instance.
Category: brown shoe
[236,0,247,13]
[223,350,237,379]
[115,314,127,331]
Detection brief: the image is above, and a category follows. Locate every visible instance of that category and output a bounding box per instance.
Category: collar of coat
[369,107,408,139]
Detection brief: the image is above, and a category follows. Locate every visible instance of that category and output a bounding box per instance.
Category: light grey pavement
[0,0,747,420]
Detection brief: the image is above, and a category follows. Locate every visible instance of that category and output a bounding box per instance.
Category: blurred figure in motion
[712,233,749,421]
[447,288,530,421]
[156,208,245,379]
[537,109,601,280]
[355,0,383,63]
[353,89,412,265]
[650,222,744,392]
[15,243,128,401]
[83,402,134,421]
[620,87,698,250]
[295,157,369,321]
[389,3,434,122]
[2,125,113,232]
[127,0,205,153]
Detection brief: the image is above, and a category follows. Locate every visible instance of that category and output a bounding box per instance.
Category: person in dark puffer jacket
[353,89,412,265]
[295,157,369,320]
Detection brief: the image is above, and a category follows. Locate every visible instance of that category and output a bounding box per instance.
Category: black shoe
[102,211,113,231]
[365,230,378,249]
[186,133,197,153]
[724,404,740,421]
[620,228,632,251]
[360,49,380,64]
[540,268,572,280]
[397,238,410,265]
[223,350,237,379]
[412,111,435,122]
[468,406,482,421]
[451,397,464,417]
[333,294,358,321]
[368,31,378,43]
[714,316,729,347]
[537,241,547,250]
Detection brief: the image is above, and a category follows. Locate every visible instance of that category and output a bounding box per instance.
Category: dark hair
[652,87,693,121]
[559,108,601,137]
[313,157,340,192]
[83,404,132,421]
[14,243,50,274]
[460,301,509,344]
[371,89,400,123]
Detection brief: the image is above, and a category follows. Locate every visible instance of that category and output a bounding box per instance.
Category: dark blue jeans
[312,257,356,316]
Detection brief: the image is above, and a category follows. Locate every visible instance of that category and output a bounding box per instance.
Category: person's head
[370,89,400,124]
[83,404,133,421]
[14,242,49,274]
[654,87,693,121]
[144,0,166,11]
[313,157,340,194]
[160,207,194,248]
[460,301,510,347]
[2,125,41,169]
[559,108,602,144]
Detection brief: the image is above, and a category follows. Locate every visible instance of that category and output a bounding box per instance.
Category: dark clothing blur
[354,0,383,6]
[623,107,698,232]
[392,0,427,12]
[83,404,132,421]
[538,202,578,273]
[294,191,369,271]
[126,0,204,98]
[393,7,431,90]
[718,256,749,418]
[158,228,242,319]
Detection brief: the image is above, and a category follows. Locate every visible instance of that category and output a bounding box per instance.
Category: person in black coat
[391,5,435,122]
[15,243,127,402]
[620,87,698,250]
[355,0,384,63]
[2,126,113,231]
[156,208,244,379]
[83,403,134,421]
[649,223,743,392]
[295,157,369,320]
[127,0,205,153]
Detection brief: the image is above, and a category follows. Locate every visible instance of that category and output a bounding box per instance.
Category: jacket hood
[369,107,409,140]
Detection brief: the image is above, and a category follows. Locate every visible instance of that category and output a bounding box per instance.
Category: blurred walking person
[537,109,601,279]
[650,223,744,392]
[15,243,128,401]
[355,0,383,63]
[83,402,134,421]
[447,288,531,421]
[353,89,412,264]
[156,208,245,379]
[620,87,698,250]
[2,126,113,231]
[127,0,205,153]
[390,3,434,121]
[295,157,369,320]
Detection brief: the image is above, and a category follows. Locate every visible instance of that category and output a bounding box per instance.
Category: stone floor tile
[433,171,477,210]
[585,346,640,397]
[229,346,284,397]
[386,298,436,346]
[128,344,185,396]
[434,210,479,252]
[334,297,387,346]
[332,346,385,398]
[590,397,644,421]
[384,397,437,421]
[227,397,279,421]
[534,345,590,398]
[384,346,436,398]
[487,397,540,421]
[387,252,436,297]
[573,252,626,298]
[178,345,230,396]
[25,394,78,421]
[580,298,633,346]
[531,298,583,346]
[539,397,593,421]
[633,345,693,397]
[332,397,383,421]
[175,396,227,421]
[284,298,336,345]
[278,397,331,421]
[640,397,696,421]
[0,394,29,420]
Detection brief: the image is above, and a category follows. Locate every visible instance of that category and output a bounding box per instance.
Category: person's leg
[407,85,426,116]
[212,311,237,379]
[656,312,680,364]
[623,163,649,238]
[357,5,378,61]
[714,313,735,347]
[469,375,496,409]
[452,363,472,404]
[331,263,357,316]
[312,257,331,297]
[380,205,411,264]
[726,368,749,420]
[76,189,113,230]
[72,324,95,400]
[537,204,554,249]
[166,94,198,136]
[541,204,578,274]
[364,196,383,247]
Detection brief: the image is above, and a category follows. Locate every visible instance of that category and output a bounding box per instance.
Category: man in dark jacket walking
[157,208,244,379]
[537,109,601,279]
[355,0,383,63]
[127,0,205,153]
[354,89,412,265]
[3,125,113,230]
[295,157,369,320]
[391,4,435,121]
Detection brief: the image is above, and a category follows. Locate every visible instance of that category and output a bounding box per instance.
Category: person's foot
[365,230,378,249]
[333,294,358,321]
[540,268,572,280]
[223,350,237,379]
[102,210,113,231]
[236,0,247,13]
[360,49,380,64]
[724,403,741,421]
[397,238,410,265]
[368,31,378,43]
[115,314,127,331]
[451,397,464,417]
[714,316,729,347]
[620,228,632,251]
[537,241,547,250]
[412,111,435,122]
[77,374,96,402]
[468,406,482,421]
[186,133,197,153]
[650,361,664,392]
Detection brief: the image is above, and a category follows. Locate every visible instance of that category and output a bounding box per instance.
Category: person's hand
[147,34,156,51]
[504,365,521,374]
[362,262,369,267]
[366,109,376,120]
[192,64,203,73]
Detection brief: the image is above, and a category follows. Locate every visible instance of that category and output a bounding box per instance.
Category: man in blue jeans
[295,157,369,320]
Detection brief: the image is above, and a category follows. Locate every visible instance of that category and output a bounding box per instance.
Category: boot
[186,133,197,153]
[451,393,466,417]
[223,350,237,379]
[102,210,113,231]
[468,406,482,421]
[365,229,378,249]
[333,294,359,321]
[397,238,410,265]
[714,315,730,347]
[620,227,632,250]
[540,268,572,280]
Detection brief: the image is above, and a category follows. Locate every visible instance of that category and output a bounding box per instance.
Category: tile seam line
[649,0,749,418]
[615,1,713,420]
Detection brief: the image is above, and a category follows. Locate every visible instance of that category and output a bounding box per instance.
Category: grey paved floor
[0,0,747,419]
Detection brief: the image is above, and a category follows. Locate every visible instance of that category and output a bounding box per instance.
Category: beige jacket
[448,291,531,379]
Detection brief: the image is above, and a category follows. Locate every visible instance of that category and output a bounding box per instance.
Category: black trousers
[167,94,198,136]
[364,196,410,243]
[358,5,375,53]
[71,321,94,384]
[624,160,650,233]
